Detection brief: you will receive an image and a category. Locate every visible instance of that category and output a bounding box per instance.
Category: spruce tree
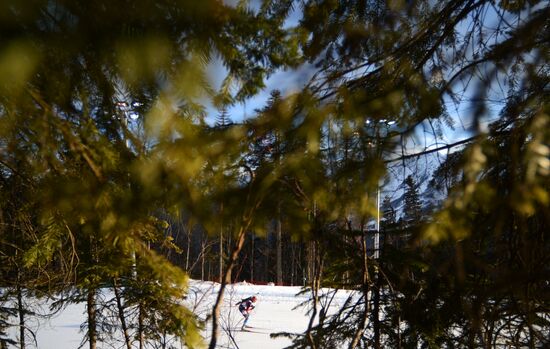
[215,106,231,128]
[0,0,548,347]
[381,195,398,247]
[0,1,299,347]
[381,195,396,230]
[283,0,549,347]
[402,175,422,226]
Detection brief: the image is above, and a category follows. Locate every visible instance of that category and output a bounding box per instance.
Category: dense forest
[0,0,548,348]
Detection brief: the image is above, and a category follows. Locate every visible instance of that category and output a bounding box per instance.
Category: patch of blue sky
[206,0,540,150]
[436,1,542,143]
[204,1,310,125]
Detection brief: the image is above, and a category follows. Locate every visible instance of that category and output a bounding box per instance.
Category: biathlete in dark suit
[236,296,257,329]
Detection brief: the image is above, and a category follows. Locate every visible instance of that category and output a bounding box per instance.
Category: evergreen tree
[381,195,396,230]
[283,0,549,347]
[0,0,548,347]
[215,106,231,128]
[381,195,399,247]
[402,175,422,226]
[0,0,298,347]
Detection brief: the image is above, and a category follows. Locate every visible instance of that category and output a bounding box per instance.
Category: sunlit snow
[12,280,354,349]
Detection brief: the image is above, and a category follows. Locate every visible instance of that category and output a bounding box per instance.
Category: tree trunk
[290,243,295,286]
[17,283,25,349]
[250,234,255,282]
[208,225,248,349]
[305,240,323,349]
[113,278,132,349]
[219,230,223,282]
[201,239,205,280]
[276,205,282,285]
[227,227,233,283]
[349,232,370,349]
[219,203,224,283]
[373,273,381,349]
[275,130,283,286]
[87,289,97,349]
[138,302,145,349]
[306,242,312,284]
[185,222,191,271]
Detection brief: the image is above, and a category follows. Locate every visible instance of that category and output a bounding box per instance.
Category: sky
[205,1,309,125]
[205,0,523,144]
[205,59,317,125]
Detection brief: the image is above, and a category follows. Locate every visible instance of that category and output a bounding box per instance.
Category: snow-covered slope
[12,280,354,349]
[187,280,354,349]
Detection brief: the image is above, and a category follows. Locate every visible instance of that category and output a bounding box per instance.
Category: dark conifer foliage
[0,0,548,348]
[402,175,422,226]
[215,106,232,129]
[0,1,298,347]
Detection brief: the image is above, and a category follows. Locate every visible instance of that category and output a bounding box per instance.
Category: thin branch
[385,135,479,164]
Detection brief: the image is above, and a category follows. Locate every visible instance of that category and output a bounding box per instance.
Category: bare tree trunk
[305,240,322,349]
[208,224,249,349]
[138,302,145,349]
[265,239,270,282]
[161,329,167,349]
[113,278,132,349]
[201,239,206,280]
[219,203,224,283]
[349,231,370,349]
[219,231,223,282]
[250,234,255,282]
[275,130,283,286]
[227,226,233,283]
[185,221,191,271]
[291,243,296,286]
[276,203,282,285]
[306,241,315,285]
[17,283,25,349]
[87,289,97,349]
[373,272,381,349]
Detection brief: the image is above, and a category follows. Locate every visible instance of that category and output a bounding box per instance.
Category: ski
[243,326,269,330]
[241,328,268,334]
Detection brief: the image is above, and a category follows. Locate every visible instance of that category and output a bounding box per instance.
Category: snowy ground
[9,280,354,348]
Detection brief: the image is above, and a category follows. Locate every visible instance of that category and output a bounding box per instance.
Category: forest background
[0,0,548,348]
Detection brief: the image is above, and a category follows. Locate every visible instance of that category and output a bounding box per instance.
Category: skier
[236,295,257,330]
